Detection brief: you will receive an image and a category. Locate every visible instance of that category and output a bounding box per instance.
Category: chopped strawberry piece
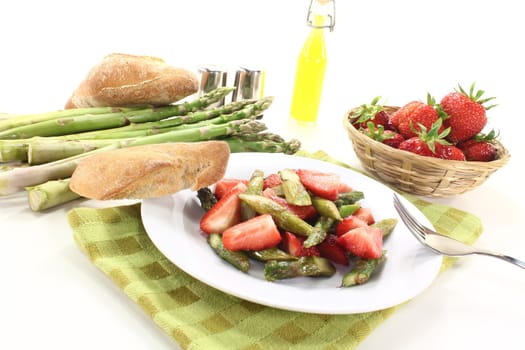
[281,231,320,257]
[295,169,342,200]
[317,234,349,265]
[337,182,353,193]
[200,182,247,234]
[353,207,375,225]
[334,215,368,236]
[222,214,282,251]
[262,188,317,220]
[214,179,248,199]
[263,173,282,189]
[337,226,383,259]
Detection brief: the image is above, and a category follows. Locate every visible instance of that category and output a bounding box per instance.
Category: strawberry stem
[457,82,497,110]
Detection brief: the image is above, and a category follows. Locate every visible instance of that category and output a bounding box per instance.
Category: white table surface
[1,1,524,349]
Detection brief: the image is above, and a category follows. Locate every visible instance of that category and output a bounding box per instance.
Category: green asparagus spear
[241,169,265,221]
[208,234,250,272]
[25,178,81,211]
[0,106,143,133]
[341,252,386,287]
[267,184,284,197]
[247,248,297,262]
[225,134,301,155]
[338,204,360,218]
[311,196,342,221]
[86,97,260,135]
[0,140,29,162]
[0,87,235,139]
[225,136,301,155]
[303,216,334,248]
[26,138,131,165]
[279,168,312,206]
[238,193,321,237]
[197,187,218,212]
[334,191,365,207]
[264,256,336,281]
[371,218,398,238]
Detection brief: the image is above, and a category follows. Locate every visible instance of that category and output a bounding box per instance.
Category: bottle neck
[306,0,335,31]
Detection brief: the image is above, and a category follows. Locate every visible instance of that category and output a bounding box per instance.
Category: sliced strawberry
[200,182,247,234]
[334,215,368,236]
[353,207,375,225]
[337,226,383,259]
[263,173,282,189]
[222,214,282,251]
[317,234,349,265]
[337,182,353,193]
[281,231,320,257]
[295,169,342,201]
[262,187,317,220]
[214,179,248,199]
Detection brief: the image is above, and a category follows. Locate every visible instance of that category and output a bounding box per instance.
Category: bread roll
[65,53,198,108]
[69,141,230,200]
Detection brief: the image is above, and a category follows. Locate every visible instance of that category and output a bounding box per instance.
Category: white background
[1,1,524,349]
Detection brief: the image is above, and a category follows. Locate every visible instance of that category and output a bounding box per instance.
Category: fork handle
[476,251,525,270]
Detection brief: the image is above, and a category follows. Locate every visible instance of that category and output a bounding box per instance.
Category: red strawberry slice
[214,179,249,199]
[200,182,247,234]
[263,173,282,189]
[353,207,375,225]
[317,234,349,265]
[295,169,342,201]
[262,188,317,220]
[337,182,353,193]
[281,231,320,257]
[337,226,383,259]
[334,215,368,236]
[222,214,282,251]
[214,179,240,198]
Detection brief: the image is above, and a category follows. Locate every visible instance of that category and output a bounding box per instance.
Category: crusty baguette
[65,53,198,108]
[69,141,230,200]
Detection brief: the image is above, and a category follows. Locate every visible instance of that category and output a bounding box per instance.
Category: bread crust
[65,53,198,108]
[69,141,230,199]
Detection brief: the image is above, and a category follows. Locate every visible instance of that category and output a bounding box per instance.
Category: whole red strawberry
[398,119,450,158]
[362,122,405,148]
[350,97,390,129]
[457,130,499,162]
[398,137,435,157]
[390,95,441,139]
[382,130,405,148]
[435,144,466,161]
[440,83,496,143]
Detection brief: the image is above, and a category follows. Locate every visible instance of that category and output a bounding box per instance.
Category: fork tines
[393,194,426,242]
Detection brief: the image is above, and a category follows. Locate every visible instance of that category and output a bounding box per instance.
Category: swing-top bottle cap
[307,0,336,32]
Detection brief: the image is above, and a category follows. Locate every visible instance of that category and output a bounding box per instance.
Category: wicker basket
[343,107,511,197]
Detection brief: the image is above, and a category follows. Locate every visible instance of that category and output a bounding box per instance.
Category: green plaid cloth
[67,151,482,349]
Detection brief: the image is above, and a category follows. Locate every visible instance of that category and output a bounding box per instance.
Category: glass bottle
[290,0,335,123]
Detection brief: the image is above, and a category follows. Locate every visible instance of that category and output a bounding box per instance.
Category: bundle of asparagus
[0,87,301,211]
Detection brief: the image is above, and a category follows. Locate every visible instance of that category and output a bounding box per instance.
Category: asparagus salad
[197,168,398,287]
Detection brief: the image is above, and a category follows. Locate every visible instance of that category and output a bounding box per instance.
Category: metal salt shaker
[232,67,265,102]
[197,65,228,106]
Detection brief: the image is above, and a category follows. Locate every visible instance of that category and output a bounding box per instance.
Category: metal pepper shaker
[232,67,265,102]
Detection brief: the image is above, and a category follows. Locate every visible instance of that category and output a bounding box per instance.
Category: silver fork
[393,194,525,270]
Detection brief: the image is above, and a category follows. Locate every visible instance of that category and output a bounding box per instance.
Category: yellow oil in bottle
[290,15,327,123]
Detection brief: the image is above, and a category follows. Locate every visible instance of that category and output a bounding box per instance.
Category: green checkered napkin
[67,151,482,350]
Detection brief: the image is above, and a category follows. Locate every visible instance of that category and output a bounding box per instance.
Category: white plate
[141,153,442,314]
